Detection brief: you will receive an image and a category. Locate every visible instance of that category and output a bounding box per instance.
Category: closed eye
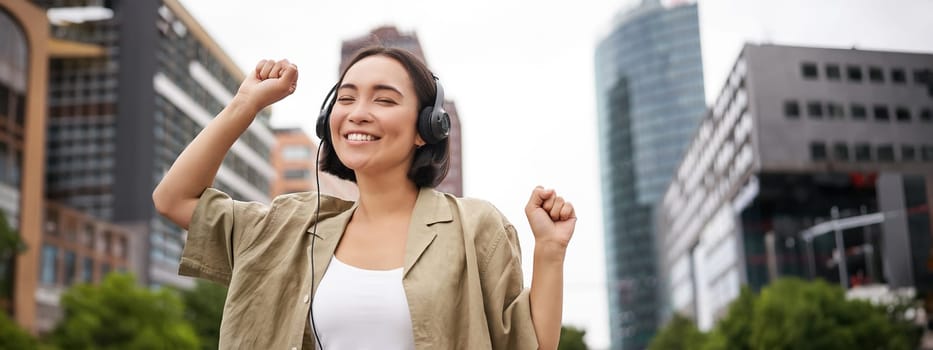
[336,96,355,103]
[375,98,397,105]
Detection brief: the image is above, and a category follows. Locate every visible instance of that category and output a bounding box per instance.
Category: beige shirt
[179,186,539,349]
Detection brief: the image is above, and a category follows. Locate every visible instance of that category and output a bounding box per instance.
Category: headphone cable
[310,138,325,349]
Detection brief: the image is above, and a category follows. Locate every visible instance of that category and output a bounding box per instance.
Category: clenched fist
[235,59,298,113]
[525,186,576,250]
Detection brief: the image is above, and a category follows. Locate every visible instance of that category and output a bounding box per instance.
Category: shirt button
[290,347,297,350]
[303,294,309,304]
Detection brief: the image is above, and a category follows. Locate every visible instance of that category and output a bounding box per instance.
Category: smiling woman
[152,45,578,350]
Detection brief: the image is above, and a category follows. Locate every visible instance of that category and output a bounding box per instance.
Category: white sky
[177,0,933,348]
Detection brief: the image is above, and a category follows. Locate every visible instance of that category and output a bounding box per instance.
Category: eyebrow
[337,83,404,96]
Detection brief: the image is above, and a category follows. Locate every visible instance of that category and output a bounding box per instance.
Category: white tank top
[311,256,416,350]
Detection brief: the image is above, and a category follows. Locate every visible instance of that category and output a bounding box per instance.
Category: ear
[414,134,426,148]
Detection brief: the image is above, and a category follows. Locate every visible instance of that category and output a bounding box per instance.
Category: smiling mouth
[345,133,380,141]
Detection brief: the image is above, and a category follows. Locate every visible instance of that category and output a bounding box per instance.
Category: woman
[153,46,576,350]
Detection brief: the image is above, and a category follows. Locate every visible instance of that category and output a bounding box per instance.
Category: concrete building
[0,0,134,334]
[594,1,706,348]
[36,0,275,288]
[657,43,933,330]
[339,26,464,196]
[271,127,358,200]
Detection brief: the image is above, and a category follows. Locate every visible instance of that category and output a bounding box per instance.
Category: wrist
[534,241,567,264]
[230,94,262,116]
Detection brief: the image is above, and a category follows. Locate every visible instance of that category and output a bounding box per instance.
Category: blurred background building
[0,0,279,334]
[657,43,933,330]
[594,0,706,348]
[35,0,276,292]
[271,127,358,200]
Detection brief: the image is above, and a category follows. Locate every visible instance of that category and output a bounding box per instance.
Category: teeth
[347,133,376,141]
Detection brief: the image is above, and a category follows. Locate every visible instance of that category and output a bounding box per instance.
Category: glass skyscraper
[594,1,706,348]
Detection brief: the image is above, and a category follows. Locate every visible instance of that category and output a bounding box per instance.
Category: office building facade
[658,43,933,330]
[37,0,275,288]
[594,1,706,348]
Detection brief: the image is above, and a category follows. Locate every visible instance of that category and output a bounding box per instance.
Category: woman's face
[329,55,425,178]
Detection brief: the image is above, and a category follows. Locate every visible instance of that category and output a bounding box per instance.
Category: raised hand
[524,186,576,250]
[235,58,298,113]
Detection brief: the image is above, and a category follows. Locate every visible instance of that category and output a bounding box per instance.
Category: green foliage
[558,325,588,350]
[179,280,227,350]
[48,273,199,350]
[648,313,706,350]
[747,278,906,349]
[652,278,919,350]
[0,211,26,301]
[0,311,37,350]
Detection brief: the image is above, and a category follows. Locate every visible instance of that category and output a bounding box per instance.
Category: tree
[49,273,200,350]
[179,280,227,350]
[702,277,915,350]
[649,313,706,350]
[0,211,26,309]
[558,325,588,350]
[0,310,37,350]
[702,287,755,350]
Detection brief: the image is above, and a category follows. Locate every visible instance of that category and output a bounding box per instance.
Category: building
[1,0,51,333]
[37,0,276,288]
[1,0,135,334]
[594,1,706,348]
[271,127,358,200]
[657,43,933,330]
[35,202,132,332]
[338,26,463,196]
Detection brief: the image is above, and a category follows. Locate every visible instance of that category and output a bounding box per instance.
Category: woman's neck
[353,172,419,223]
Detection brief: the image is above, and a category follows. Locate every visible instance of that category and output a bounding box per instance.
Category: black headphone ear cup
[417,106,436,144]
[316,109,330,142]
[417,106,451,145]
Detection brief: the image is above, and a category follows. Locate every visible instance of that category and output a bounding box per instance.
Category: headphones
[315,76,451,145]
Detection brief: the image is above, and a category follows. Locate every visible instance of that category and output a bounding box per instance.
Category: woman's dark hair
[319,46,450,188]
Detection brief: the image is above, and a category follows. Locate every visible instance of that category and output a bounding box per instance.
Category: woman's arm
[525,186,576,350]
[152,59,297,230]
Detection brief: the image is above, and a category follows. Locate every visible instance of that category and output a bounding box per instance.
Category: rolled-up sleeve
[178,188,269,286]
[480,223,539,350]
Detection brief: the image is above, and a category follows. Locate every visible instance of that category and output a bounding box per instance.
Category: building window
[784,100,800,118]
[868,66,884,83]
[801,62,819,79]
[923,145,933,162]
[914,69,931,85]
[807,101,823,118]
[41,245,59,285]
[283,168,310,179]
[855,143,872,162]
[847,65,863,82]
[282,145,312,160]
[873,105,890,121]
[895,107,911,122]
[810,142,827,161]
[921,108,932,122]
[833,143,849,161]
[825,64,841,81]
[877,144,895,162]
[826,102,844,119]
[902,145,916,161]
[64,251,77,285]
[82,257,94,282]
[891,68,907,83]
[850,104,867,120]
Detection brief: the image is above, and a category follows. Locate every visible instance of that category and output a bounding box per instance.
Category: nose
[346,102,373,125]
